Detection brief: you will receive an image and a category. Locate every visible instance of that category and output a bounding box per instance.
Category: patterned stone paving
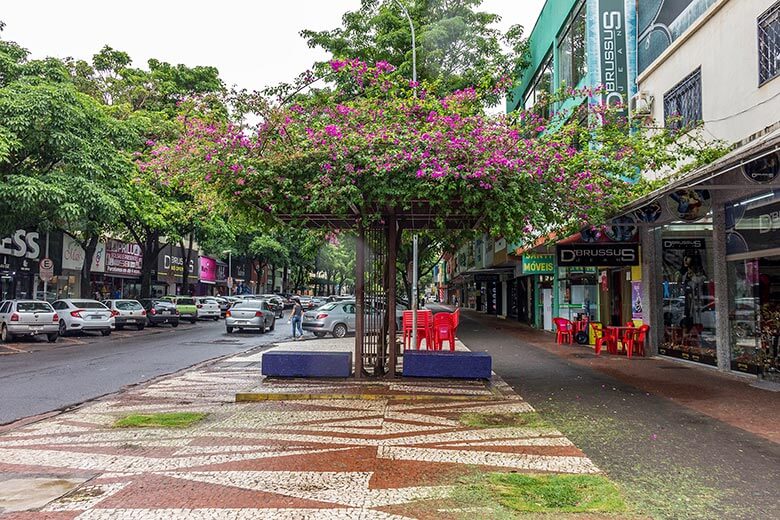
[0,341,599,518]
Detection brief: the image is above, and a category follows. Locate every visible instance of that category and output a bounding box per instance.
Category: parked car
[139,299,179,327]
[0,300,59,343]
[298,297,315,310]
[160,296,198,323]
[52,299,114,336]
[103,299,147,330]
[259,294,285,318]
[225,300,276,334]
[213,297,232,318]
[194,297,220,321]
[302,300,394,338]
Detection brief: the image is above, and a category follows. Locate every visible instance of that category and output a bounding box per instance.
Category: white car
[194,297,220,321]
[102,299,147,330]
[0,300,59,343]
[52,299,115,336]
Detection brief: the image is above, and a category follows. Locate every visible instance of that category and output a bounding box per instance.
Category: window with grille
[664,68,702,131]
[759,2,780,85]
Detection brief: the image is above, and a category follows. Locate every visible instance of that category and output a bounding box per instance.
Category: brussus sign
[588,0,635,115]
[556,244,639,267]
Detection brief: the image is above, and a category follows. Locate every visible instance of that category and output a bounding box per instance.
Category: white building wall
[638,0,780,147]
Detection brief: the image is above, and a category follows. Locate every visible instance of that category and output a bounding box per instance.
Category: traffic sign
[39,258,54,282]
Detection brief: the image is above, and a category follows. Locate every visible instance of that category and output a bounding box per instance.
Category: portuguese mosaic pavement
[0,343,599,519]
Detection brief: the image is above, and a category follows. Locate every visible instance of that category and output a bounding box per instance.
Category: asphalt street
[0,318,293,425]
[440,305,780,520]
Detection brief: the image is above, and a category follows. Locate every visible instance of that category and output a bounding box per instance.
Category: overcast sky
[1,0,545,92]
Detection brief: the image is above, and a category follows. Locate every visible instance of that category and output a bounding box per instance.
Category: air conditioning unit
[629,91,654,116]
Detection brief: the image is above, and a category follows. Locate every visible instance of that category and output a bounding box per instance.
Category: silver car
[225,300,276,334]
[53,299,114,336]
[302,300,405,338]
[0,300,59,343]
[194,297,220,321]
[103,299,147,330]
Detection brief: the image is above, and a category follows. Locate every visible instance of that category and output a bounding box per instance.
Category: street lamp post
[223,250,232,296]
[392,0,417,97]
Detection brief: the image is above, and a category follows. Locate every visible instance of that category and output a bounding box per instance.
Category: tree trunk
[283,264,289,293]
[271,264,277,293]
[180,234,195,296]
[139,231,162,299]
[78,234,99,298]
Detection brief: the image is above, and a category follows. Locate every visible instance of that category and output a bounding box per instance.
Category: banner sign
[216,261,228,283]
[61,235,106,273]
[105,239,142,277]
[556,244,639,267]
[0,230,42,274]
[588,0,636,114]
[198,256,217,283]
[522,253,555,275]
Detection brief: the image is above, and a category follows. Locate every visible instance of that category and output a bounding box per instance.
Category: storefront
[196,256,217,296]
[58,234,106,300]
[515,252,556,327]
[0,229,44,300]
[725,190,780,380]
[156,244,197,296]
[98,239,143,299]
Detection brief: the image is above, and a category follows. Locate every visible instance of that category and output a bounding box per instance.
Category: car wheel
[171,321,179,328]
[332,323,348,338]
[269,319,275,331]
[314,332,327,338]
[47,333,58,343]
[58,320,67,337]
[190,318,197,324]
[137,324,145,331]
[1,325,13,343]
[148,321,157,327]
[101,329,111,337]
[259,323,266,334]
[214,316,219,321]
[226,326,234,334]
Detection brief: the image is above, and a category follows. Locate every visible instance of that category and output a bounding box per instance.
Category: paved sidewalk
[447,307,780,443]
[0,341,602,519]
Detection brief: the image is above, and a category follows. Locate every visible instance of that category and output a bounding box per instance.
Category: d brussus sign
[556,244,639,267]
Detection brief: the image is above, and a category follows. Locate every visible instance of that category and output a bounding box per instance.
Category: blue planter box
[262,351,352,378]
[402,350,492,379]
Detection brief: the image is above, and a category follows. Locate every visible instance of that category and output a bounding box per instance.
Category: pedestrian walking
[288,297,304,339]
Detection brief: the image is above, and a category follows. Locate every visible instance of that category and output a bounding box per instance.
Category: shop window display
[660,235,717,365]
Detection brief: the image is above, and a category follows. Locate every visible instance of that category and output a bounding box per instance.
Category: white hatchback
[194,297,220,321]
[53,299,115,336]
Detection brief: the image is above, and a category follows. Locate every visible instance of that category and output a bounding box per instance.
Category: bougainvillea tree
[142,59,693,244]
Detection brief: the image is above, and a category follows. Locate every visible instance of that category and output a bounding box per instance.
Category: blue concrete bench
[402,350,492,379]
[262,351,352,378]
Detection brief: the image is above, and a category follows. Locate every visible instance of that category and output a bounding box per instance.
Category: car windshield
[74,301,107,309]
[17,302,52,313]
[178,298,194,305]
[319,303,339,311]
[116,301,143,311]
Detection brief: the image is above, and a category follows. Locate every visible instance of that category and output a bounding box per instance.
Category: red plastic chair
[553,318,573,345]
[433,312,456,351]
[402,310,434,350]
[451,307,460,330]
[590,322,613,355]
[624,324,650,358]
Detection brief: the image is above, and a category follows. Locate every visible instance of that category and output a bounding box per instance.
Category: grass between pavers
[459,412,550,429]
[112,412,208,429]
[448,473,630,518]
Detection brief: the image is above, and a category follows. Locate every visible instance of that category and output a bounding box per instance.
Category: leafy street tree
[0,28,136,295]
[300,0,527,104]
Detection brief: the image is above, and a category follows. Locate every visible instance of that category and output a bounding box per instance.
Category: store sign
[0,230,40,260]
[592,0,630,113]
[667,189,712,222]
[199,256,217,283]
[61,235,106,273]
[556,244,639,267]
[522,253,554,275]
[216,262,228,283]
[105,239,142,276]
[157,245,196,281]
[231,261,247,281]
[741,152,779,183]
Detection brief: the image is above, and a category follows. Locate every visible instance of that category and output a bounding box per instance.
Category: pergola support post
[387,212,398,378]
[355,223,366,378]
